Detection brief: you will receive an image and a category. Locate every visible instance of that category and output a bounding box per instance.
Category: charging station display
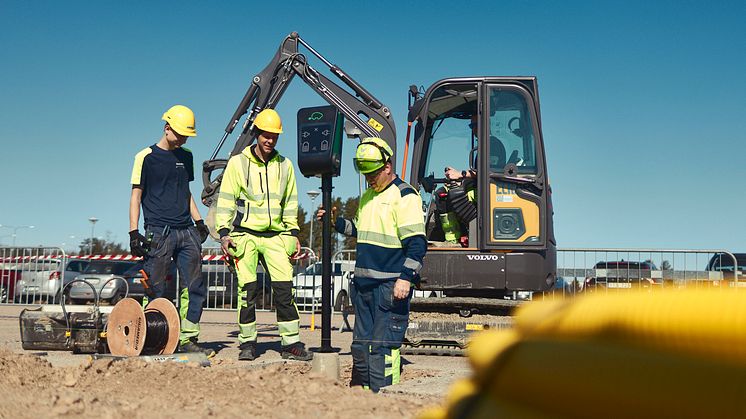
[297,106,343,177]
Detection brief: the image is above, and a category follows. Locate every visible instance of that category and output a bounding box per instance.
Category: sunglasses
[364,165,386,179]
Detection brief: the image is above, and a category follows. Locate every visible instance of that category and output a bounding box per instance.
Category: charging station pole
[320,174,333,352]
[297,105,344,354]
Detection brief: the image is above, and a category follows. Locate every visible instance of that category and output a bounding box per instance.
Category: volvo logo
[466,255,501,261]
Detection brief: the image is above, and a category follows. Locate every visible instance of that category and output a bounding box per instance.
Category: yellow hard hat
[162,105,197,137]
[254,109,283,134]
[354,137,393,174]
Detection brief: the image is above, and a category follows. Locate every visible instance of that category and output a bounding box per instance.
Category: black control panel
[297,105,344,177]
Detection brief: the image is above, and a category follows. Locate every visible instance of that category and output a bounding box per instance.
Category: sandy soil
[0,348,440,419]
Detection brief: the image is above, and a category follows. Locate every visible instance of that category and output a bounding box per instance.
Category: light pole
[0,224,35,247]
[307,190,320,255]
[88,217,98,255]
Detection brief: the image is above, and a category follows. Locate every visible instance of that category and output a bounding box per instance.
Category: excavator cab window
[418,83,478,246]
[488,88,538,175]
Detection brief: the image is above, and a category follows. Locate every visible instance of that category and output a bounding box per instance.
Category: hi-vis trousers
[228,232,300,347]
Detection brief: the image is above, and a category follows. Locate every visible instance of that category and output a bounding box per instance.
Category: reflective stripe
[238,321,257,343]
[179,318,200,344]
[354,267,399,280]
[179,288,189,321]
[385,348,401,385]
[357,230,402,248]
[217,191,237,203]
[403,258,422,273]
[398,224,425,239]
[342,219,355,236]
[278,319,300,346]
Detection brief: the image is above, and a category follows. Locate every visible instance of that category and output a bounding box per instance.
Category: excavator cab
[408,77,556,296]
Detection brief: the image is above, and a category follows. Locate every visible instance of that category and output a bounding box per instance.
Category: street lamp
[307,190,321,255]
[0,224,35,247]
[88,217,98,255]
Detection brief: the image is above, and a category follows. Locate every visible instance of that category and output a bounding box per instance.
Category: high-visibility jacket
[336,177,427,285]
[215,146,299,237]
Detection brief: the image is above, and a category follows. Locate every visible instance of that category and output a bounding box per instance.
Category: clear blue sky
[1,0,744,252]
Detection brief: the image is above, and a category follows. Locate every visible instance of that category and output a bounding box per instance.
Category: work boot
[281,342,313,361]
[238,342,257,361]
[178,338,216,358]
[349,368,366,388]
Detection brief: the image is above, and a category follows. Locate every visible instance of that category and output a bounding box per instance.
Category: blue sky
[1,0,744,252]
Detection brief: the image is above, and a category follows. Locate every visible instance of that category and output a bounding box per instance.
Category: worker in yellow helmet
[129,105,213,357]
[318,137,427,392]
[215,108,312,362]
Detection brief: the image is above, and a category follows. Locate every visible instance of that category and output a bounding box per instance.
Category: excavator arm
[201,32,397,207]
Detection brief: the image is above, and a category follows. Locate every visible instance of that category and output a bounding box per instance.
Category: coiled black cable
[142,311,169,355]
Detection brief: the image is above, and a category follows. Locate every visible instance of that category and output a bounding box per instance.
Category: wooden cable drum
[106,298,180,356]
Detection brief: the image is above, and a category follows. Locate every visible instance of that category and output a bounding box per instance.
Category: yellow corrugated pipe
[420,289,746,419]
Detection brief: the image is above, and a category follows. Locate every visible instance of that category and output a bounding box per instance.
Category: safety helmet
[354,137,393,174]
[162,105,197,137]
[254,109,283,134]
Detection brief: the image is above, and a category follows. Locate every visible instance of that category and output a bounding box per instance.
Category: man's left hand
[393,279,411,299]
[195,220,209,243]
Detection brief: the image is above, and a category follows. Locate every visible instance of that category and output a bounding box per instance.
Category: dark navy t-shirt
[131,145,194,228]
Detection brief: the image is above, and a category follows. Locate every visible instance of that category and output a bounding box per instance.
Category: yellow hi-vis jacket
[215,146,299,238]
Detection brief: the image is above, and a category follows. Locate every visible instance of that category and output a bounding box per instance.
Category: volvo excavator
[202,32,556,355]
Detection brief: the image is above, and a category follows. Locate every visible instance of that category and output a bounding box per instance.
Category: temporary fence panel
[542,248,741,300]
[1,247,69,305]
[291,250,355,314]
[199,246,318,312]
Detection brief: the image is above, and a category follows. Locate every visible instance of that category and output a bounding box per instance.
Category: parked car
[0,262,22,303]
[705,253,746,288]
[68,260,177,305]
[14,258,88,303]
[292,261,355,311]
[584,260,661,292]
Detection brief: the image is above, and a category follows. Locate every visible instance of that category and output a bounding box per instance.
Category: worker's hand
[220,236,237,255]
[316,205,337,221]
[444,167,462,180]
[393,279,411,300]
[194,220,209,244]
[129,230,147,257]
[290,237,302,260]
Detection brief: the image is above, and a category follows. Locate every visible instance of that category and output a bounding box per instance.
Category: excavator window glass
[488,88,537,174]
[422,84,478,180]
[418,83,478,245]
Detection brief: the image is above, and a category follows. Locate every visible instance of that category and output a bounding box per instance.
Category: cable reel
[106,298,180,356]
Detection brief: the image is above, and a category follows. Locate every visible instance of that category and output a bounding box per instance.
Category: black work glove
[195,220,209,244]
[129,230,148,257]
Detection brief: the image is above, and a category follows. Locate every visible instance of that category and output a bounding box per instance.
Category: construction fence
[1,246,741,310]
[0,246,356,314]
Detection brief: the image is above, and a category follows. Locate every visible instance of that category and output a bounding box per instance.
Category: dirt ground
[0,305,472,418]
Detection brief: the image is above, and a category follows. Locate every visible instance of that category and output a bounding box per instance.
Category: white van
[292,261,354,311]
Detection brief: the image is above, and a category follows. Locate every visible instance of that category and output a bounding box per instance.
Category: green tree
[297,205,309,249]
[78,231,126,255]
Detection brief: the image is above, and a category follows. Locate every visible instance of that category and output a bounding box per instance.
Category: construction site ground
[0,304,471,418]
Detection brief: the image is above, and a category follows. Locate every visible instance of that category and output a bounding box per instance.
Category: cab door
[478,79,555,290]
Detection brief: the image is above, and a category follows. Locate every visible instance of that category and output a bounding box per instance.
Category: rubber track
[401,344,465,356]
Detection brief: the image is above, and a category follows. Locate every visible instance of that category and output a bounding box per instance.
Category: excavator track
[404,298,521,356]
